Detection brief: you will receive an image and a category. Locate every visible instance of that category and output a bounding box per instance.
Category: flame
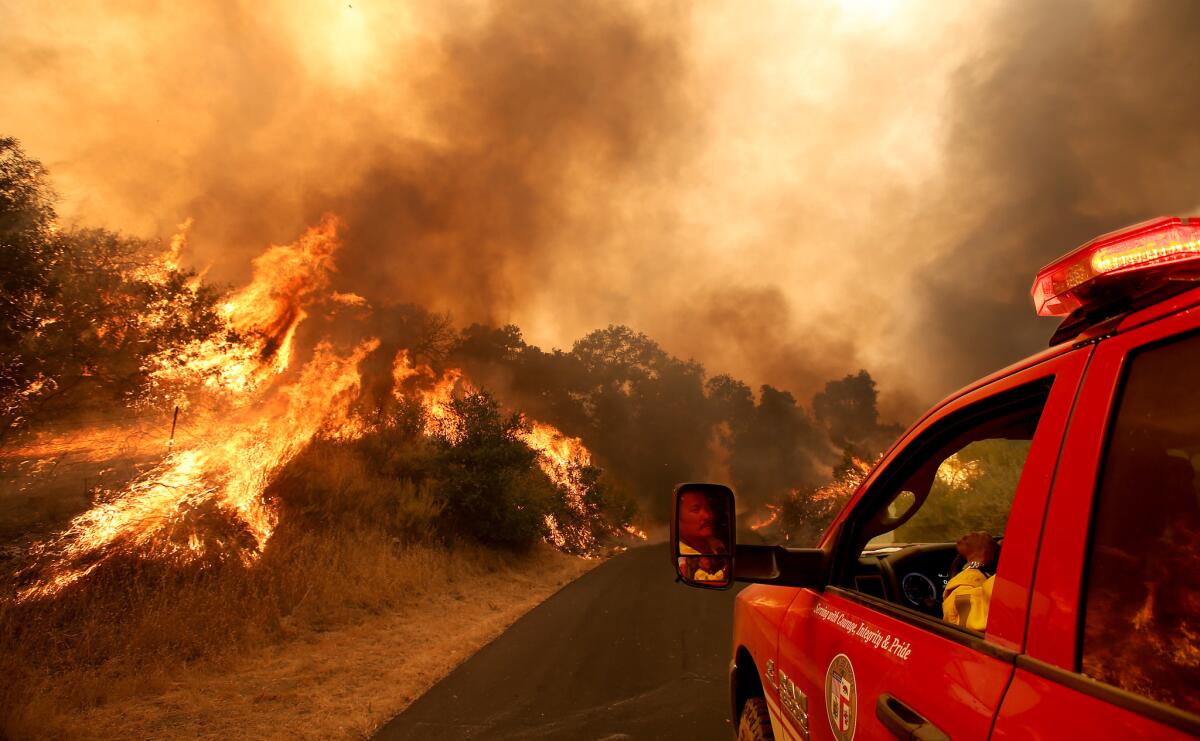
[390,351,606,551]
[130,217,192,284]
[935,454,982,490]
[22,339,379,600]
[622,524,648,540]
[763,455,875,542]
[19,213,612,599]
[519,421,593,488]
[749,504,780,531]
[812,455,873,501]
[391,350,465,437]
[518,422,596,550]
[19,217,377,600]
[145,215,341,401]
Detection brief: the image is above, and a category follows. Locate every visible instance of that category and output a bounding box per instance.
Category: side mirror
[671,483,735,590]
[670,483,833,591]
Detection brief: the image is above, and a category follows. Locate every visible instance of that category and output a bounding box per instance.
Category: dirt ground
[55,550,596,740]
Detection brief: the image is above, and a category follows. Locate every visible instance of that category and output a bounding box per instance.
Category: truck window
[843,383,1049,629]
[886,438,1032,544]
[865,400,1044,549]
[1080,331,1200,717]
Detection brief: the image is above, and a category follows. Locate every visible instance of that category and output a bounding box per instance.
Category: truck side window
[865,398,1045,549]
[888,438,1032,543]
[1080,332,1200,717]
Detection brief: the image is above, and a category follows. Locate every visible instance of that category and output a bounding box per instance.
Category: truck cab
[673,217,1200,740]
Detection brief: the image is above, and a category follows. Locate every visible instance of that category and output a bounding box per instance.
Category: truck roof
[886,283,1200,477]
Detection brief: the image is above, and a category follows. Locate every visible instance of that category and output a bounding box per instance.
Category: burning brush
[18,215,627,601]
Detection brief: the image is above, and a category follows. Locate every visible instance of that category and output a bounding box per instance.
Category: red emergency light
[1032,216,1200,318]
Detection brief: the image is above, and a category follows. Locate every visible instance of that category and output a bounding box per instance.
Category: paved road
[374,544,744,741]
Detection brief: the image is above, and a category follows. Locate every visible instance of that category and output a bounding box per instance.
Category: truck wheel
[736,697,775,741]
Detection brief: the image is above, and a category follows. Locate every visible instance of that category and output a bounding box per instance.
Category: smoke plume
[3,0,1199,423]
[908,0,1200,392]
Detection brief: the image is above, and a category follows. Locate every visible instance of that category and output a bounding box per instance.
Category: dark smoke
[5,0,1198,437]
[913,0,1200,394]
[324,2,693,325]
[448,322,896,520]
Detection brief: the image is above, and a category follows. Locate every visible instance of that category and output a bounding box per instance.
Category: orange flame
[20,217,375,600]
[390,351,606,550]
[622,524,648,540]
[20,213,611,598]
[813,455,872,501]
[518,422,595,550]
[146,215,341,401]
[391,350,466,438]
[749,505,780,531]
[22,339,379,600]
[129,217,192,285]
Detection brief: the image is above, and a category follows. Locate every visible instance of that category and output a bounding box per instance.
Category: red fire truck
[672,217,1200,740]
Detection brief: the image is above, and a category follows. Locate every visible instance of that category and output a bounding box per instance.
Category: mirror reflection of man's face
[679,491,715,547]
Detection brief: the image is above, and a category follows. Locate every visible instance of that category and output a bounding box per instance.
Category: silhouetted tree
[448,323,909,526]
[0,138,224,439]
[569,326,710,521]
[728,385,834,509]
[0,137,58,344]
[430,390,551,550]
[813,369,904,457]
[813,370,879,447]
[0,138,61,440]
[704,373,755,434]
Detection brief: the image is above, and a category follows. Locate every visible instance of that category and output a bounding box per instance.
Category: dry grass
[0,436,598,739]
[0,419,171,540]
[1,529,594,739]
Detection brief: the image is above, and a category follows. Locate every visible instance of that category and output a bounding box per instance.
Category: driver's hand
[956,532,998,569]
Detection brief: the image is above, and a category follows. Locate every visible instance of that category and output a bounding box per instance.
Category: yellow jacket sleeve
[942,570,994,631]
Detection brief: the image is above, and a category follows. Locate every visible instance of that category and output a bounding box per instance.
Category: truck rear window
[1081,331,1200,717]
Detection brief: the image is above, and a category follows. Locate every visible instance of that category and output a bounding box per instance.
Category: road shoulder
[65,547,597,740]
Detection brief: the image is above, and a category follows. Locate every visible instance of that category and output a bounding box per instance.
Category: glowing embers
[1032,216,1200,317]
[622,524,648,540]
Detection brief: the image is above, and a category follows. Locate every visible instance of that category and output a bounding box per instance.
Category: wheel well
[733,646,765,722]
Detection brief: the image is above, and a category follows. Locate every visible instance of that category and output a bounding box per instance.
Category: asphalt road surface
[374,544,744,741]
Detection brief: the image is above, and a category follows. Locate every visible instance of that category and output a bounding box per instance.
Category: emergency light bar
[1032,216,1200,317]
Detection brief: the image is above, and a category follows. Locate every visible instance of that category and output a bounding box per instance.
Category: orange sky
[3,0,1198,423]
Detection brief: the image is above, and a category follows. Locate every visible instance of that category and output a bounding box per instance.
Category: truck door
[993,313,1200,739]
[773,349,1088,741]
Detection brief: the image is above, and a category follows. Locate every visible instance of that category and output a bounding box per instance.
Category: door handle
[875,693,950,741]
